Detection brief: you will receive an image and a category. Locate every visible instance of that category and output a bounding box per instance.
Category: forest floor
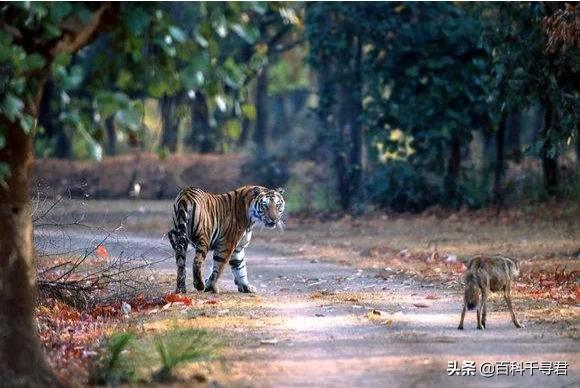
[34,200,579,387]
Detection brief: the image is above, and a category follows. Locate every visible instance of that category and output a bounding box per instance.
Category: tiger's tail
[168,198,190,252]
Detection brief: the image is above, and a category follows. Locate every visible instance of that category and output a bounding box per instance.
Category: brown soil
[32,153,247,200]
[35,200,579,387]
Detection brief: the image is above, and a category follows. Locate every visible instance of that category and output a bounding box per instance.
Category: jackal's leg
[477,288,487,330]
[481,290,489,328]
[458,304,466,330]
[504,285,523,328]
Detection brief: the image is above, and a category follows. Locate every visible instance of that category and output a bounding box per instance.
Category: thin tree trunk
[337,80,353,211]
[506,111,521,162]
[239,114,252,148]
[493,113,507,208]
[105,115,116,156]
[0,113,63,386]
[541,101,559,195]
[444,135,462,208]
[254,63,270,149]
[576,122,580,166]
[160,94,179,153]
[348,35,364,213]
[191,92,213,153]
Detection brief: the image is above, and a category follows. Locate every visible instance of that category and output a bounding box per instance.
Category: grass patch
[152,328,216,382]
[89,332,135,385]
[89,328,218,385]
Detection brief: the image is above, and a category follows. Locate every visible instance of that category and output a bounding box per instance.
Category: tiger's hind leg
[168,229,188,293]
[205,246,234,293]
[192,246,208,291]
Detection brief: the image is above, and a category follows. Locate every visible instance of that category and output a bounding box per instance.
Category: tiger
[167,185,285,294]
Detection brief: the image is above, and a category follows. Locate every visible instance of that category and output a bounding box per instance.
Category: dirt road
[34,201,579,387]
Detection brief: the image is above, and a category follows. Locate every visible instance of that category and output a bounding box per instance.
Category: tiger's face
[249,187,285,229]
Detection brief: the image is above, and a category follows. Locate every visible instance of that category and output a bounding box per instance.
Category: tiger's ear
[252,186,263,198]
[276,187,286,196]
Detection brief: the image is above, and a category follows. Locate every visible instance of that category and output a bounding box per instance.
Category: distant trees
[306,2,578,212]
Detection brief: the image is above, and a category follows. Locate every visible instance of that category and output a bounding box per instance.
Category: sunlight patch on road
[284,315,357,332]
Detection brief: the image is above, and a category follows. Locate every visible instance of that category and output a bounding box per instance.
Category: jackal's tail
[464,272,480,310]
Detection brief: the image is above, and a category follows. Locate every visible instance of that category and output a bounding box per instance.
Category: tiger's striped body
[168,185,285,294]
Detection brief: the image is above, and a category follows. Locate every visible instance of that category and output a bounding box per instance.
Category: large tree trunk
[541,101,559,195]
[444,135,462,208]
[160,94,179,153]
[0,114,62,386]
[334,34,364,212]
[105,115,117,156]
[254,63,270,149]
[493,113,507,208]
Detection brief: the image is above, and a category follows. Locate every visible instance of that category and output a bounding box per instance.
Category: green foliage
[241,151,290,189]
[307,2,578,211]
[368,162,441,212]
[89,332,135,385]
[152,328,214,382]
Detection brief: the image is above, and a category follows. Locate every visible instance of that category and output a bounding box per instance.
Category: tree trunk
[254,62,270,149]
[348,36,364,213]
[105,116,116,156]
[541,101,559,195]
[160,94,179,153]
[506,111,522,162]
[576,122,580,166]
[493,114,507,208]
[191,92,214,153]
[444,135,462,208]
[0,114,63,386]
[239,114,252,148]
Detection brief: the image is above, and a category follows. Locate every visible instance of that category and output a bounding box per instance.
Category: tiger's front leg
[230,248,256,293]
[230,231,256,293]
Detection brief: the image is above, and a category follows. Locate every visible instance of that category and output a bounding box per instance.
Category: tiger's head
[249,186,286,229]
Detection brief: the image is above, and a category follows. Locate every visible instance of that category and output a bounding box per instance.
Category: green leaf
[0,162,10,188]
[230,23,259,45]
[49,2,73,22]
[115,109,141,132]
[125,7,151,34]
[169,26,187,44]
[19,114,34,134]
[0,94,24,121]
[241,103,256,120]
[222,57,244,88]
[25,53,46,71]
[194,31,209,48]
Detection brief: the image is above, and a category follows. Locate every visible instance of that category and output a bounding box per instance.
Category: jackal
[458,255,524,330]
